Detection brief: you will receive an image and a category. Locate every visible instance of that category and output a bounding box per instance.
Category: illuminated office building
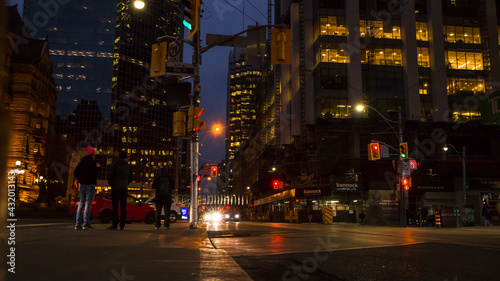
[246,0,500,225]
[226,47,262,192]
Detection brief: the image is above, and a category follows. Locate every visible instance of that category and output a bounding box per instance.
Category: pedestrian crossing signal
[368,143,380,161]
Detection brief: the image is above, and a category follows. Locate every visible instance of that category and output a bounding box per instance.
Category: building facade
[237,0,500,226]
[225,47,262,192]
[23,0,192,197]
[6,6,58,203]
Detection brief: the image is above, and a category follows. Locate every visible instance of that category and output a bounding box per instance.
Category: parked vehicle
[69,193,155,224]
[141,197,182,223]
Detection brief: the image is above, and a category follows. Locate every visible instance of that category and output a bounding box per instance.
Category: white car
[140,197,181,223]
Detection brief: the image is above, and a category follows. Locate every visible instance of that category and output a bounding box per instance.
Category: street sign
[409,159,418,170]
[166,62,194,76]
[168,41,181,62]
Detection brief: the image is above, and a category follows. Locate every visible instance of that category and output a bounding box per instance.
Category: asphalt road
[208,222,500,281]
[3,219,500,281]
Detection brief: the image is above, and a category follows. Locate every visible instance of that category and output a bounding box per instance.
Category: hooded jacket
[107,159,133,190]
[74,155,100,185]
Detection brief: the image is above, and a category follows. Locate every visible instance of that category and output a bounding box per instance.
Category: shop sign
[412,177,453,193]
[332,181,359,191]
[296,186,329,197]
[469,179,500,190]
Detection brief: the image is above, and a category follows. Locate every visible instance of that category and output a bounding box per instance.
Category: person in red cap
[73,146,101,230]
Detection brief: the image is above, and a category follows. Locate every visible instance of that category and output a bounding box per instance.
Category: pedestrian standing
[483,204,491,226]
[152,167,175,230]
[359,211,366,225]
[74,146,100,230]
[107,151,133,230]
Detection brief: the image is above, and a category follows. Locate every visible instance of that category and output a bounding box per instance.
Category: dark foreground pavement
[6,220,251,281]
[4,220,500,281]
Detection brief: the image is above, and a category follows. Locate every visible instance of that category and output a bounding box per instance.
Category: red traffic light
[197,175,201,182]
[373,144,379,150]
[273,180,279,188]
[402,178,409,185]
[225,205,230,210]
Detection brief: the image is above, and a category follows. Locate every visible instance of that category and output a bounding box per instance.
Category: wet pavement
[5,219,500,281]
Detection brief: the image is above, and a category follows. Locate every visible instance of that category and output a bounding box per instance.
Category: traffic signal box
[181,0,200,39]
[271,28,291,65]
[187,105,206,132]
[368,142,381,161]
[210,166,217,177]
[401,177,411,190]
[173,111,186,137]
[399,142,409,160]
[150,41,167,77]
[203,164,210,177]
[272,180,284,189]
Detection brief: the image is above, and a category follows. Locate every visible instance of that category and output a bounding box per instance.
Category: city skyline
[7,0,270,164]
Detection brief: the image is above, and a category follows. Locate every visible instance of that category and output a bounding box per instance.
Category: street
[5,219,500,281]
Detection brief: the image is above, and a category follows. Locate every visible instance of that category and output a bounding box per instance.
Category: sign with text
[332,181,360,191]
[166,62,194,76]
[296,186,330,197]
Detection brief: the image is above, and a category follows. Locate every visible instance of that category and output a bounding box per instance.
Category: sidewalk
[9,221,252,281]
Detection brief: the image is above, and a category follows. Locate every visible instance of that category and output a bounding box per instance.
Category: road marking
[16,223,70,228]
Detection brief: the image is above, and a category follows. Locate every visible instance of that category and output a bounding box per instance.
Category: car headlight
[225,214,230,218]
[204,213,212,221]
[212,212,222,222]
[235,214,240,218]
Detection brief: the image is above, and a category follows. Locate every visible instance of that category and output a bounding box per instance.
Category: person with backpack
[73,146,100,230]
[152,167,175,230]
[106,151,133,230]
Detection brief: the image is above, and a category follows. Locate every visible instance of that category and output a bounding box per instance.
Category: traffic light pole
[398,106,406,227]
[189,25,201,229]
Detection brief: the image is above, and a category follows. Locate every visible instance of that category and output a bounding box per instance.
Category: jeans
[155,195,172,228]
[111,189,127,228]
[76,185,96,227]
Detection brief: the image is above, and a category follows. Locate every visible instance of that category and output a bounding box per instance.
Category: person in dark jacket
[73,146,100,230]
[106,151,133,230]
[152,167,175,230]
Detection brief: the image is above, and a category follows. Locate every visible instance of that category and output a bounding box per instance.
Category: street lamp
[200,123,223,147]
[14,161,25,206]
[133,0,145,9]
[356,104,407,227]
[443,144,467,206]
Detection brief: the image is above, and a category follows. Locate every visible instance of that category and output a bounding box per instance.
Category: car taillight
[92,201,96,204]
[176,203,180,207]
[70,202,75,205]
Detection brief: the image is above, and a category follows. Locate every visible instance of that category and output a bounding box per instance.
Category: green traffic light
[183,19,192,30]
[401,153,406,158]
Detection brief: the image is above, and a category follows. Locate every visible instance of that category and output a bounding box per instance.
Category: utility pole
[189,18,202,229]
[398,106,406,227]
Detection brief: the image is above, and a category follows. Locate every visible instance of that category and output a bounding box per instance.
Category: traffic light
[173,111,186,137]
[401,177,411,190]
[368,142,380,161]
[203,164,210,177]
[187,105,206,132]
[271,28,291,65]
[211,166,217,177]
[272,180,283,189]
[150,41,167,77]
[181,0,200,39]
[399,142,409,160]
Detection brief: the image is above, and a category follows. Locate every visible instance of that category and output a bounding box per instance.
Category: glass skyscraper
[24,0,192,194]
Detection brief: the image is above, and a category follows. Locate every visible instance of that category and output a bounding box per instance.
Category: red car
[69,193,156,224]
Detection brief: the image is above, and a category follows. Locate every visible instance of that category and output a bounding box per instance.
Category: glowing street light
[133,0,145,9]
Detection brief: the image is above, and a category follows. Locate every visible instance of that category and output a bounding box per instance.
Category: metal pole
[462,146,467,206]
[398,106,406,227]
[189,22,201,229]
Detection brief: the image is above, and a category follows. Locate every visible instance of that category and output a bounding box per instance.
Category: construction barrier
[322,207,334,224]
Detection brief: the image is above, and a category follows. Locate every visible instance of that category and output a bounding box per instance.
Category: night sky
[6,0,270,166]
